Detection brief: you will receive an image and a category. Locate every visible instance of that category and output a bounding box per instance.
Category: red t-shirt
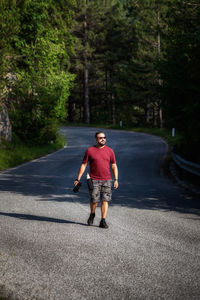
[82,145,116,180]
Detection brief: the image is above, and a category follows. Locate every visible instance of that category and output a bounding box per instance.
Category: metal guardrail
[171,151,200,177]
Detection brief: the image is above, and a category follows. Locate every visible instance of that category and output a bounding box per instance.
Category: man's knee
[101,200,108,206]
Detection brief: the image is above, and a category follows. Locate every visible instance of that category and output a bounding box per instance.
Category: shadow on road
[0,171,200,217]
[0,211,88,226]
[0,138,200,219]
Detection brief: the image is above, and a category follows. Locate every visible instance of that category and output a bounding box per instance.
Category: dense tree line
[0,0,75,143]
[69,0,166,126]
[159,0,200,161]
[0,0,199,161]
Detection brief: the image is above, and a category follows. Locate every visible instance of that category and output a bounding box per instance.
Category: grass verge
[0,134,65,172]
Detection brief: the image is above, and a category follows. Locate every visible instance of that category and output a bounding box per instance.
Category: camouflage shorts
[89,180,112,203]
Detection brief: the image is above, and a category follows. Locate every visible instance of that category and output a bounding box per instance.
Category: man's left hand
[114,180,119,189]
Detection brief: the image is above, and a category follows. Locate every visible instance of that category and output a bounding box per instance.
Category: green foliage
[69,0,200,162]
[0,0,19,102]
[70,0,168,126]
[159,0,200,161]
[0,0,199,163]
[10,28,74,142]
[70,0,138,124]
[2,0,75,144]
[0,133,65,171]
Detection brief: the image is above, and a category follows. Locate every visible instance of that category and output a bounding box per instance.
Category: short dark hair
[95,131,105,139]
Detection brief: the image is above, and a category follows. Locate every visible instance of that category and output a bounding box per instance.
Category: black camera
[73,181,82,193]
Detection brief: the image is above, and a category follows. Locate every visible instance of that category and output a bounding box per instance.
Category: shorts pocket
[101,180,112,201]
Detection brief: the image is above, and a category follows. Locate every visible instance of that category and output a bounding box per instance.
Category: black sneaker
[87,213,95,226]
[99,219,108,229]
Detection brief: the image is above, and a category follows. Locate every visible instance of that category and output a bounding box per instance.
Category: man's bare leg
[99,200,109,228]
[101,200,108,219]
[90,202,98,214]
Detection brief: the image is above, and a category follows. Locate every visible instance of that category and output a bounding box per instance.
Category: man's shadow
[0,212,88,227]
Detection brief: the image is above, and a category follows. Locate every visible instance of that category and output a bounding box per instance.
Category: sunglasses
[98,136,106,140]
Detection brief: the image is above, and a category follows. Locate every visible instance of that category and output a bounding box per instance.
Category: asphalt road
[0,127,200,300]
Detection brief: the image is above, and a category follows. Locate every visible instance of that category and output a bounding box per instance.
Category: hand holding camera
[73,179,82,193]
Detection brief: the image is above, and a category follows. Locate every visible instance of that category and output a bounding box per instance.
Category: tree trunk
[68,96,75,122]
[157,8,163,128]
[84,56,90,123]
[153,102,158,127]
[157,9,161,57]
[105,67,108,93]
[109,66,116,125]
[0,104,12,142]
[111,94,116,125]
[159,106,163,128]
[83,3,90,124]
[146,100,150,124]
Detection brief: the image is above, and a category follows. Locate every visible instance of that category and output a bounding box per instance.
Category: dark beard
[98,141,106,147]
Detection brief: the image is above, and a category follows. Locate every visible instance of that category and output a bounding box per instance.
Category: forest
[0,0,200,162]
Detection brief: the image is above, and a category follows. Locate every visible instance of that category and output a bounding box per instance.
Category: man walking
[74,131,118,229]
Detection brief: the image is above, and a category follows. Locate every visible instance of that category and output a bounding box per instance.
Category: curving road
[0,127,200,300]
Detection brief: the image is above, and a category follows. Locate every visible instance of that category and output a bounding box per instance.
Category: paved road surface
[0,127,200,300]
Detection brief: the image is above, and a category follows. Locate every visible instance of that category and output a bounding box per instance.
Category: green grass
[0,134,65,171]
[127,127,183,148]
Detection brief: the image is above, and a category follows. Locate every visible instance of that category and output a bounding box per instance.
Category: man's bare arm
[74,162,87,186]
[111,163,119,189]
